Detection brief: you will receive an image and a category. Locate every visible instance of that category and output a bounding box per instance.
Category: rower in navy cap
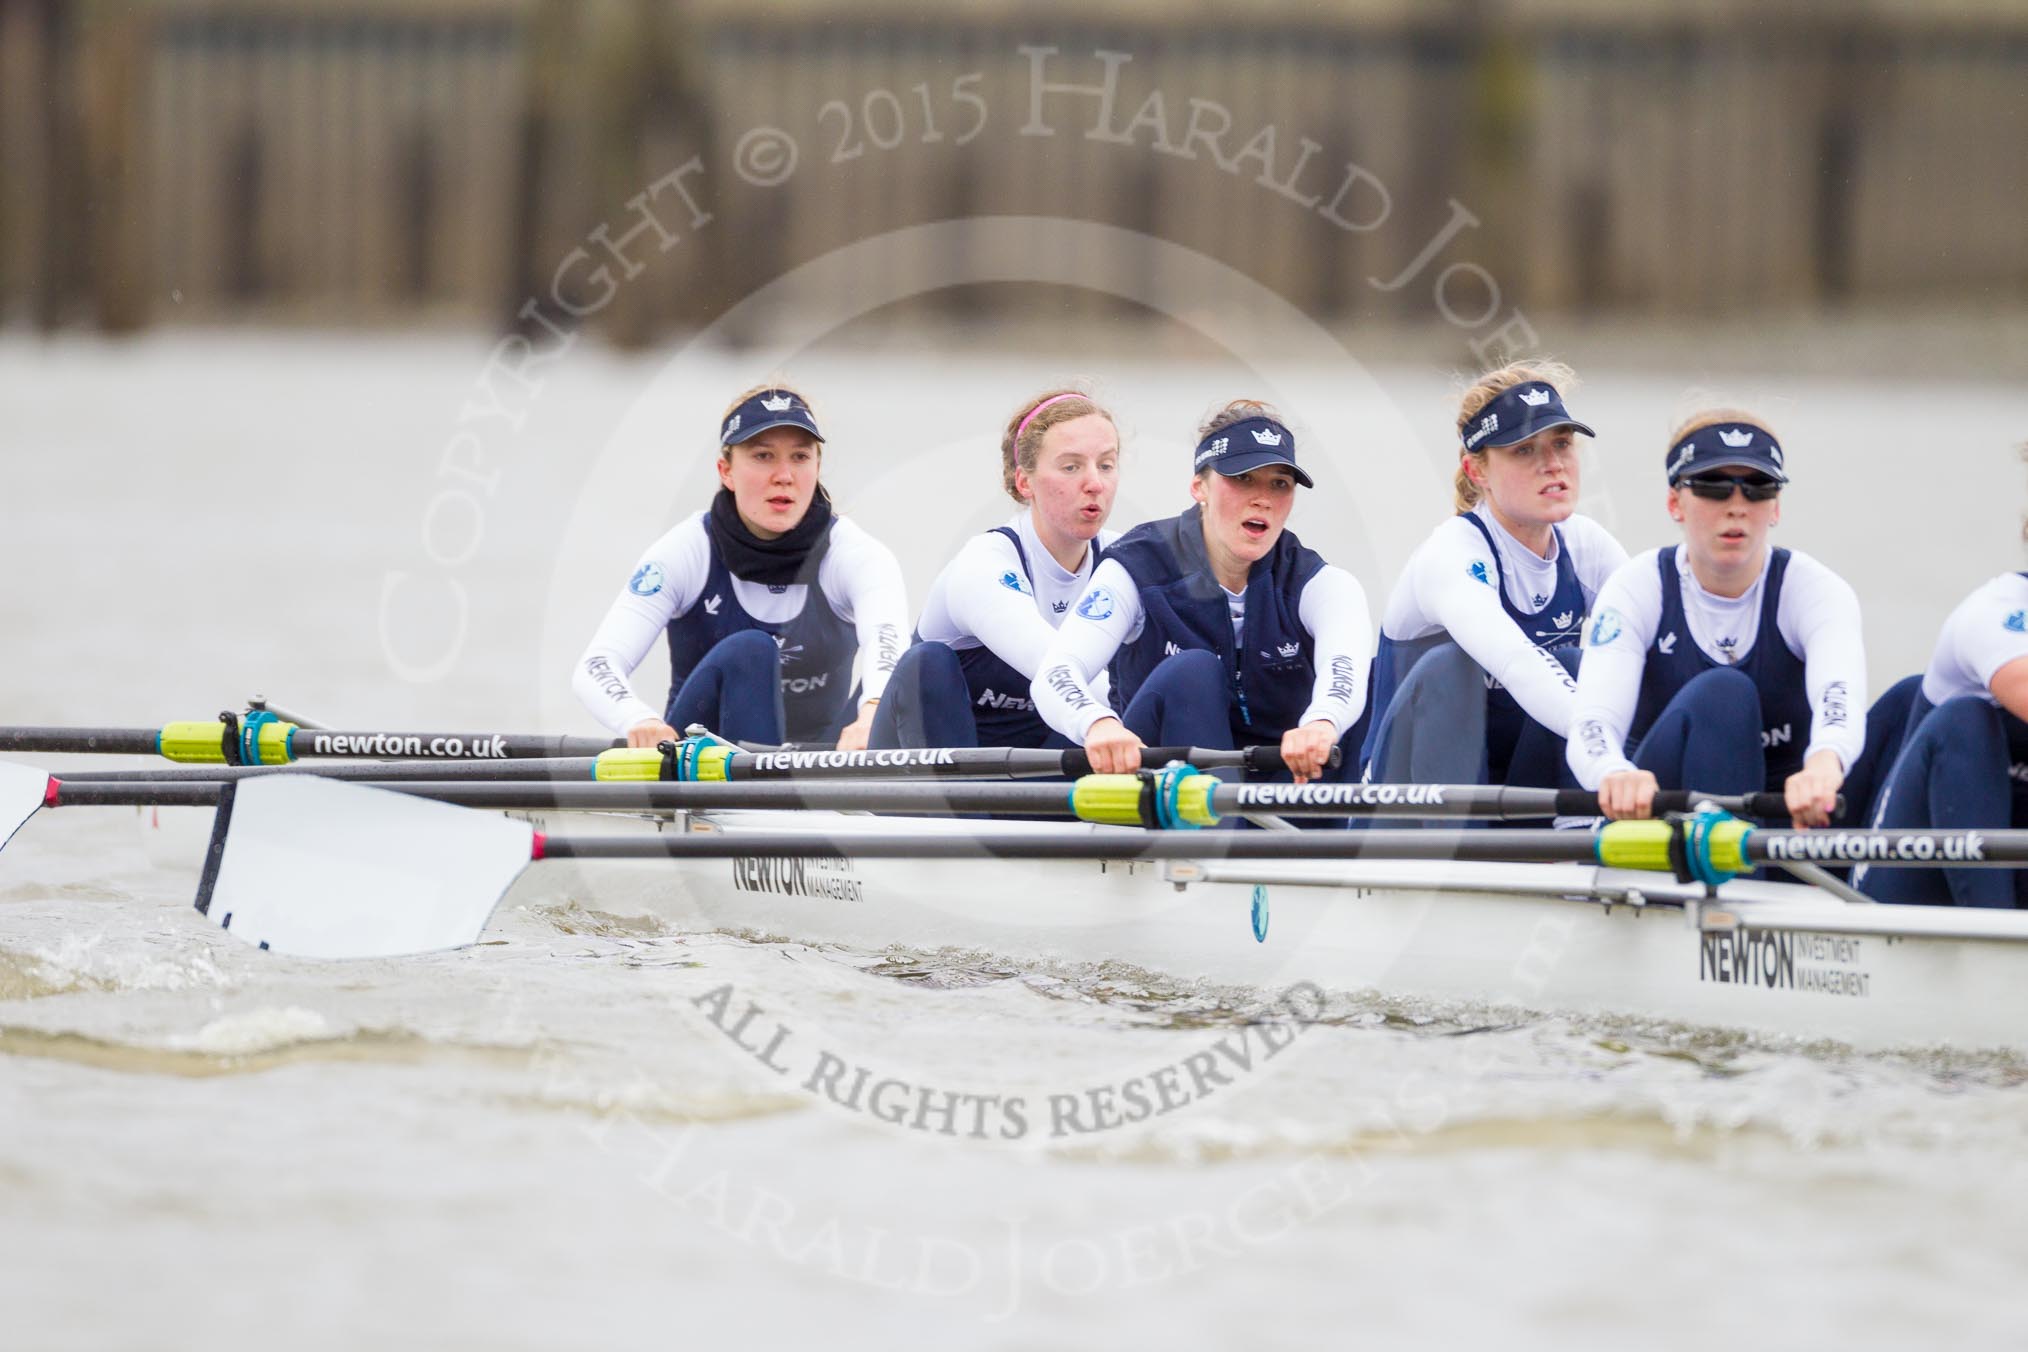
[1567,407,1897,827]
[1031,399,1370,786]
[571,383,908,749]
[1362,361,1627,802]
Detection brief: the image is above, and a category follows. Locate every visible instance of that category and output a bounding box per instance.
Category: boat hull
[512,809,2028,1055]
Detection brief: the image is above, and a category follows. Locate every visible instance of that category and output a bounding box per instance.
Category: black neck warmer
[706,486,835,585]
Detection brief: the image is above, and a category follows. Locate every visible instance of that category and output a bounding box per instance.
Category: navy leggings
[1859,695,2028,908]
[1364,642,1579,791]
[1120,650,1360,784]
[868,641,1075,752]
[663,629,784,745]
[1633,669,1920,828]
[1628,668,1768,800]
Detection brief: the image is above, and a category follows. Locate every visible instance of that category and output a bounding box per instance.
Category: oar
[57,758,609,785]
[48,742,1332,784]
[0,721,622,765]
[2,769,2008,959]
[169,779,2028,958]
[33,774,1797,824]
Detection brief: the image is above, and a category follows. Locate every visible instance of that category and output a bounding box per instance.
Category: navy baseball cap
[720,389,823,446]
[1461,382,1596,452]
[1664,421,1787,484]
[1192,417,1314,488]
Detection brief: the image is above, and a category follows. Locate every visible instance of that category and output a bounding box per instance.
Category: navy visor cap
[1192,417,1314,488]
[1664,421,1787,484]
[721,389,824,446]
[1461,382,1596,452]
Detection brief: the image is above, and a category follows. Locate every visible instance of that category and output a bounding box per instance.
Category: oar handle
[1551,789,1832,821]
[1061,744,1339,777]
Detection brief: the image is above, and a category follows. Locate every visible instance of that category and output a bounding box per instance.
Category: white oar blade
[0,762,49,851]
[197,776,533,959]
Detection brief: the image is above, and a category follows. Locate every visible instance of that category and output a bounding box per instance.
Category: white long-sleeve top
[572,511,908,735]
[1565,546,1867,788]
[914,511,1120,691]
[1030,557,1373,743]
[1378,508,1626,734]
[1922,572,2028,705]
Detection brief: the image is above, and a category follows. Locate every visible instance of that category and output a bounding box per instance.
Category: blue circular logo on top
[629,562,665,597]
[999,570,1027,594]
[1076,587,1115,621]
[1589,607,1624,647]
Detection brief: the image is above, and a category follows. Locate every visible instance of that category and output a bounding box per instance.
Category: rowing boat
[34,739,2022,1055]
[491,804,2028,1055]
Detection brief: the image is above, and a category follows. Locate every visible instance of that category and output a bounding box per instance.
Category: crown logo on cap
[761,393,794,412]
[1718,427,1754,448]
[1517,387,1552,407]
[1250,427,1284,446]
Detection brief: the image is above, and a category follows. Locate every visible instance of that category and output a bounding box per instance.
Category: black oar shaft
[715,744,1326,780]
[287,730,617,759]
[533,829,1598,862]
[59,758,605,785]
[0,727,164,755]
[537,826,2028,866]
[36,777,1801,821]
[0,725,621,760]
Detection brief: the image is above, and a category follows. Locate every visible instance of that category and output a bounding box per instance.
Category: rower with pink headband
[870,387,1123,750]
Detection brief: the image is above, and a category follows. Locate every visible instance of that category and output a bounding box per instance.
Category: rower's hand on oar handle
[1784,750,1845,830]
[626,718,680,750]
[834,702,877,753]
[1082,718,1146,775]
[1280,719,1339,785]
[1597,768,1659,820]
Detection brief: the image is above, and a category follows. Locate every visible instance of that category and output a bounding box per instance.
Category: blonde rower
[1363,361,1627,791]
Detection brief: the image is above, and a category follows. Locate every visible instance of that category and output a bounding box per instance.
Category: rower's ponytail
[1001,387,1113,504]
[1453,359,1579,512]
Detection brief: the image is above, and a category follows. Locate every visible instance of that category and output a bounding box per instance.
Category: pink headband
[1014,393,1082,441]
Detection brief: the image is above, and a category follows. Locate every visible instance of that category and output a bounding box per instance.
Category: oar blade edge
[197,776,534,959]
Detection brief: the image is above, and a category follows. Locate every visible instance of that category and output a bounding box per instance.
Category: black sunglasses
[1678,474,1782,503]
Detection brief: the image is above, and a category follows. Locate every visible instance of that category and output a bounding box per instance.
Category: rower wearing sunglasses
[1566,410,1868,827]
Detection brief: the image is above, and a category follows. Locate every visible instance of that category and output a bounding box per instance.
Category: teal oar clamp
[663,730,738,783]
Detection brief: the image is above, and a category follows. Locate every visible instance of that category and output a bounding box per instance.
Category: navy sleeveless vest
[663,530,857,744]
[1360,513,1586,769]
[1103,506,1326,745]
[1630,546,1811,789]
